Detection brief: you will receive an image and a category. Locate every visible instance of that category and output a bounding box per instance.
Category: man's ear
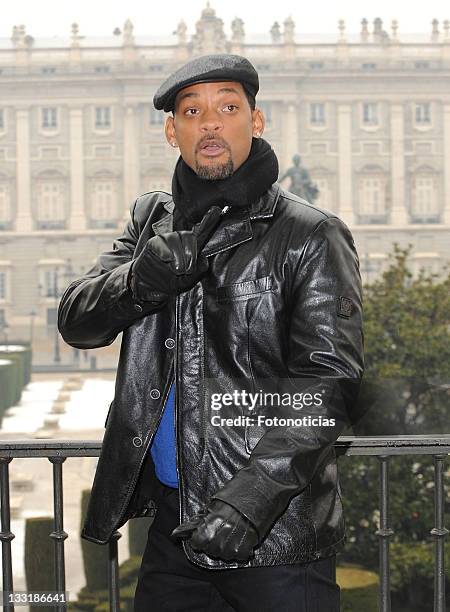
[165,115,177,147]
[252,108,265,138]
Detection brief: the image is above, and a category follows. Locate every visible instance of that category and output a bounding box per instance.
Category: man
[58,54,364,611]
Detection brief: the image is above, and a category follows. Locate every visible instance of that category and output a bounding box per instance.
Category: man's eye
[223,104,238,112]
[184,108,199,115]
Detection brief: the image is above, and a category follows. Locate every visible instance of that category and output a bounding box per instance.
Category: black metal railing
[336,435,449,612]
[0,436,448,612]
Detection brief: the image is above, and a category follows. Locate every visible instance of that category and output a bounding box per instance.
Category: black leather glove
[171,499,260,562]
[129,206,225,303]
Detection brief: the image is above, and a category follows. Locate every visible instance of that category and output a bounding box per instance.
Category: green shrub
[390,541,450,609]
[24,516,56,612]
[118,556,142,587]
[70,555,141,611]
[341,584,378,612]
[80,489,109,590]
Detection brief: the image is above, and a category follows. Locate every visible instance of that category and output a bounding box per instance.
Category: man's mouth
[199,141,226,157]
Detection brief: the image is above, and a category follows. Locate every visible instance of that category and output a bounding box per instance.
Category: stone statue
[373,17,390,43]
[270,21,281,44]
[231,17,245,44]
[192,3,226,54]
[123,19,135,46]
[283,16,295,45]
[279,154,319,202]
[174,20,187,45]
[71,23,81,47]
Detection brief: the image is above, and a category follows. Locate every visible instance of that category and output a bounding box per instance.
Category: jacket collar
[151,182,281,257]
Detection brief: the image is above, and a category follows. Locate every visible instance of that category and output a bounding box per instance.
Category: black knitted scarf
[171,136,279,231]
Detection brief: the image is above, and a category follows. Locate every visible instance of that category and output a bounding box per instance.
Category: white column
[282,102,299,171]
[337,104,354,225]
[390,103,408,225]
[15,108,32,231]
[123,105,140,219]
[442,104,450,224]
[69,108,86,230]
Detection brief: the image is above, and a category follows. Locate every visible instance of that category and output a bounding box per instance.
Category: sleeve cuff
[211,472,286,541]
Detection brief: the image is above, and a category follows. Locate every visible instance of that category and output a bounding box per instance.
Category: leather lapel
[151,182,281,257]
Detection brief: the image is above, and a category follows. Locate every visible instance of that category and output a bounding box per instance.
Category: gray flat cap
[153,53,259,113]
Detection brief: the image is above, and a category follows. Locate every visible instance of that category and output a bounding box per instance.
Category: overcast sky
[1,0,448,38]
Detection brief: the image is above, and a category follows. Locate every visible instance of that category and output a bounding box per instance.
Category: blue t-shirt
[150,381,178,488]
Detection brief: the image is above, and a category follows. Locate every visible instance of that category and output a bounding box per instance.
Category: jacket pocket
[216,275,273,302]
[104,400,114,428]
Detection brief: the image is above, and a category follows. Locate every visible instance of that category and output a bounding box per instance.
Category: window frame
[308,102,327,131]
[93,105,113,133]
[413,102,433,131]
[39,106,60,135]
[361,102,380,131]
[0,108,6,134]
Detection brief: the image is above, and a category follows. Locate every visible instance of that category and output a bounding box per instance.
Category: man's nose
[200,108,223,131]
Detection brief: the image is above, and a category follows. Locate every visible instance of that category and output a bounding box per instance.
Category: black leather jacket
[58,182,364,569]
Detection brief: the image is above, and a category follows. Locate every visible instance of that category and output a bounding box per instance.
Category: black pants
[133,480,340,612]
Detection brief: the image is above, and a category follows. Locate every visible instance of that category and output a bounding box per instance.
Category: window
[0,109,4,130]
[91,180,116,220]
[41,66,56,74]
[43,268,57,297]
[258,102,272,126]
[37,182,65,226]
[415,61,430,70]
[89,174,118,228]
[411,174,439,221]
[95,106,111,129]
[0,272,6,300]
[38,263,66,300]
[308,62,324,70]
[362,103,378,126]
[95,65,110,73]
[41,107,58,129]
[362,63,377,70]
[310,103,325,125]
[0,183,11,224]
[149,107,165,126]
[357,171,388,222]
[415,103,431,125]
[360,178,383,215]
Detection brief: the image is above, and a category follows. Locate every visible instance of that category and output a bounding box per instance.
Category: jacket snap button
[132,436,142,447]
[150,388,160,399]
[134,303,143,313]
[165,338,175,349]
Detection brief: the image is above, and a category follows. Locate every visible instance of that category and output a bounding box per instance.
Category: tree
[354,244,450,436]
[339,244,450,572]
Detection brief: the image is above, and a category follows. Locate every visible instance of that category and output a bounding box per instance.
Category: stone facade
[0,6,449,338]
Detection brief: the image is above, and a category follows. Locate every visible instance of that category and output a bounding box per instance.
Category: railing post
[48,456,68,611]
[376,454,394,612]
[0,457,15,611]
[431,454,448,612]
[108,529,122,612]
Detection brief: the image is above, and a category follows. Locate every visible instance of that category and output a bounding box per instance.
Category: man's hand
[171,499,260,562]
[129,206,224,302]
